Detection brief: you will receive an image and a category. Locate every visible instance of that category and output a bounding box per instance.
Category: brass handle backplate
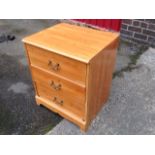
[50,80,61,90]
[52,97,63,106]
[48,60,60,71]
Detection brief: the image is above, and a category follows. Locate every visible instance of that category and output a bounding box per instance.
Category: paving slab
[48,48,155,135]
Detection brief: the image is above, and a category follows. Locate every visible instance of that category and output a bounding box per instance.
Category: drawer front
[31,67,86,118]
[26,44,86,85]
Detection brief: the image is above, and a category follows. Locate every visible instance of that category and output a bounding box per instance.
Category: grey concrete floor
[0,19,62,134]
[48,47,155,135]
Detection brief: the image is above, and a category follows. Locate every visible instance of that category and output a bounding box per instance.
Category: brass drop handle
[52,63,60,71]
[48,60,60,71]
[48,60,52,66]
[52,97,63,106]
[50,81,61,90]
[57,100,63,105]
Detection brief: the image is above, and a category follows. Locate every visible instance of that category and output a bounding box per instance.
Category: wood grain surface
[23,23,119,63]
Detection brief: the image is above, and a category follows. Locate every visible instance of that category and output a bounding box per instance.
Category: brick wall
[121,19,155,47]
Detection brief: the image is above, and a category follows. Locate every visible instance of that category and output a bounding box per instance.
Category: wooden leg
[35,95,41,106]
[80,124,89,132]
[36,101,41,106]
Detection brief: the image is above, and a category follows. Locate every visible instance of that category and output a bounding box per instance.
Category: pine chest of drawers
[22,23,119,131]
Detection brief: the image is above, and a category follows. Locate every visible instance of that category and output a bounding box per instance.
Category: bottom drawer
[35,82,85,118]
[35,95,86,130]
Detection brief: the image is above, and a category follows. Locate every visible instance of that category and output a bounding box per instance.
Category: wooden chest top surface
[23,23,119,63]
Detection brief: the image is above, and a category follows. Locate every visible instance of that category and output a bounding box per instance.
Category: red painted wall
[73,19,122,31]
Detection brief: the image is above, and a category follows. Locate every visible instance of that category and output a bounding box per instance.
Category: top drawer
[25,44,87,85]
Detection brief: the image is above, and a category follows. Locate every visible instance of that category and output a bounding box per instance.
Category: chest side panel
[86,37,119,124]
